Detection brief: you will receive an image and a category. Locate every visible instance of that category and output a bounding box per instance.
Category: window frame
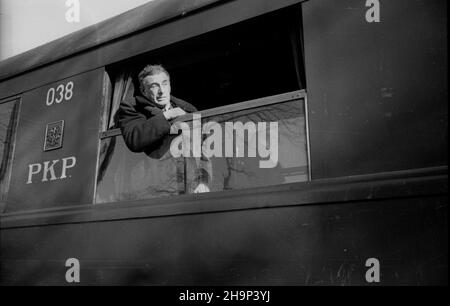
[0,95,21,211]
[96,89,312,203]
[95,2,310,203]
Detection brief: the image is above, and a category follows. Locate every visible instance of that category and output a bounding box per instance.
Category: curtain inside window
[97,72,133,189]
[110,71,133,129]
[289,8,305,90]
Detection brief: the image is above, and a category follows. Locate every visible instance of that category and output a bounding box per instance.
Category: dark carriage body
[0,0,447,285]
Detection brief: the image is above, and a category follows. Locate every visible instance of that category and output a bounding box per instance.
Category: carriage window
[103,5,305,128]
[0,99,19,207]
[96,5,309,203]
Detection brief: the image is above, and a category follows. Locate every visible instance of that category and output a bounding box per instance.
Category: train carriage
[0,0,447,285]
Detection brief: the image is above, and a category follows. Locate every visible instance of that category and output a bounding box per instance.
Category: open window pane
[204,99,308,192]
[96,136,184,203]
[95,96,308,203]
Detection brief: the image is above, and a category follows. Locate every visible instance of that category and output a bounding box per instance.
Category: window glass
[96,97,308,203]
[0,99,18,203]
[204,99,308,192]
[96,136,186,203]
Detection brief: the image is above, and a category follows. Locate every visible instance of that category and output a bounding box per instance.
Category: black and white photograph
[0,0,447,290]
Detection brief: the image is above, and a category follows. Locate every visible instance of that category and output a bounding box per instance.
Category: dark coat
[117,94,197,159]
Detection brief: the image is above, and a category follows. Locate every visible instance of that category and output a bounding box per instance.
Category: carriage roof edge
[0,0,224,82]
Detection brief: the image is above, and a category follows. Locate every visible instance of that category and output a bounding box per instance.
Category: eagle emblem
[44,120,64,151]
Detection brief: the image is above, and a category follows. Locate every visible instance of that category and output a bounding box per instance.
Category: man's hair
[138,64,170,91]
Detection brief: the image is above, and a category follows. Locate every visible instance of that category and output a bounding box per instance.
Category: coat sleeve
[116,102,171,153]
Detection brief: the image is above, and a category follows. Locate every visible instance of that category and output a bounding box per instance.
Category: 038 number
[46,81,74,106]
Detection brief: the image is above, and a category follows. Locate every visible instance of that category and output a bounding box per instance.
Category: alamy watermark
[65,0,80,23]
[365,0,381,23]
[365,258,380,283]
[169,114,279,169]
[65,257,80,283]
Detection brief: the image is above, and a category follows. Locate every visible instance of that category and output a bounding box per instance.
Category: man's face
[142,72,171,107]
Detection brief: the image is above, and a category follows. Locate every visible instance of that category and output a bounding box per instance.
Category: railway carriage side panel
[303,0,448,179]
[5,69,104,212]
[0,193,447,285]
